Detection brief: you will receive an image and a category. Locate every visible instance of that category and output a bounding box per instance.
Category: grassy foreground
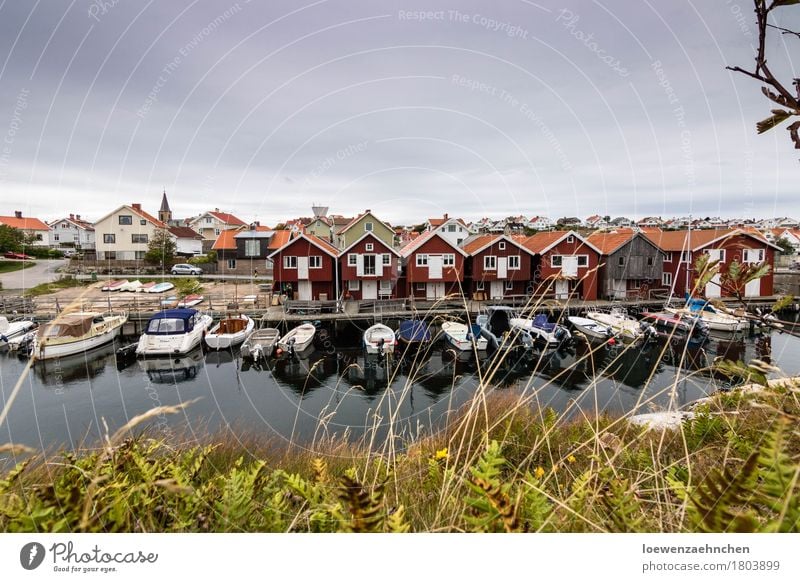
[1,378,798,533]
[0,260,34,274]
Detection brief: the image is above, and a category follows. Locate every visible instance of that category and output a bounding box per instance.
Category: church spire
[159,189,172,223]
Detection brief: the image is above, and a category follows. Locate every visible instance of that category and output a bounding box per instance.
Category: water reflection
[138,349,205,384]
[33,340,120,386]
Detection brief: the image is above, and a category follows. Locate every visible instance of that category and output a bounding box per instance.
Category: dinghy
[101,279,127,292]
[118,280,143,292]
[177,294,204,308]
[147,282,175,293]
[441,321,488,351]
[277,323,316,353]
[241,326,281,360]
[363,323,397,355]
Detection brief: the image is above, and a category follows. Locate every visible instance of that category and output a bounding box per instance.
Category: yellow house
[305,216,332,240]
[94,203,166,260]
[335,210,395,250]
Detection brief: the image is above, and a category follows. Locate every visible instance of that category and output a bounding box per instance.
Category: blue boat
[396,320,432,344]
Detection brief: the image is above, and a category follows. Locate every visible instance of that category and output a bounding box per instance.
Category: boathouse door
[298,280,312,301]
[490,280,504,299]
[428,256,443,279]
[362,280,378,300]
[297,257,309,280]
[554,279,569,299]
[705,273,721,298]
[744,278,760,297]
[497,257,508,279]
[426,282,445,299]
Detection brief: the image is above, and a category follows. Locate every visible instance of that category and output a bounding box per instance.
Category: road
[0,259,66,290]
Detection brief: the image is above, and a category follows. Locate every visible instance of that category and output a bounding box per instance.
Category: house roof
[399,229,468,257]
[212,228,293,251]
[130,206,167,229]
[337,211,394,236]
[643,228,780,252]
[0,215,50,231]
[208,210,246,226]
[168,226,202,239]
[211,229,237,250]
[268,230,292,250]
[461,234,535,256]
[339,231,401,257]
[50,216,94,231]
[427,215,469,229]
[586,229,638,254]
[518,230,601,255]
[267,232,339,259]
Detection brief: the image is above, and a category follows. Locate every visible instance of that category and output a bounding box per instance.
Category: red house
[400,230,467,299]
[644,229,779,298]
[462,234,536,299]
[268,233,339,300]
[339,232,401,300]
[518,230,601,300]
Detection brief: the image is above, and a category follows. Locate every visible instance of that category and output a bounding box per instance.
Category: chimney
[443,213,448,220]
[132,203,142,211]
[76,214,81,221]
[14,210,22,219]
[69,213,74,220]
[215,207,220,212]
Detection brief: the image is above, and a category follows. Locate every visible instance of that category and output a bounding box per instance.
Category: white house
[0,211,50,246]
[48,214,95,250]
[94,203,166,260]
[528,216,553,230]
[187,209,247,250]
[425,214,473,246]
[168,226,203,256]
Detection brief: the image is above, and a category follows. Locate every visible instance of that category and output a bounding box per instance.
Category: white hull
[441,322,488,351]
[364,324,397,355]
[586,310,649,343]
[136,314,212,356]
[241,328,281,360]
[34,319,125,360]
[205,315,255,349]
[510,318,565,347]
[568,316,612,340]
[665,308,744,332]
[278,323,316,352]
[0,319,36,346]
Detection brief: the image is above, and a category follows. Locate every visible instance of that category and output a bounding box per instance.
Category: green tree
[144,229,176,266]
[774,238,795,255]
[0,225,25,253]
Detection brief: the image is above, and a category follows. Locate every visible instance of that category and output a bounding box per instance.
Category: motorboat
[666,298,746,332]
[204,314,254,349]
[363,323,397,355]
[118,280,143,292]
[146,282,175,293]
[0,316,37,348]
[511,314,572,348]
[32,311,127,360]
[586,308,656,343]
[640,311,709,337]
[177,294,204,307]
[567,316,613,341]
[241,326,281,360]
[396,320,432,345]
[441,321,488,352]
[476,306,535,352]
[136,308,213,356]
[277,323,316,353]
[101,279,127,292]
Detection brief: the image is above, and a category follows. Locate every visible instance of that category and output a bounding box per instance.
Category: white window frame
[416,254,428,266]
[244,239,259,257]
[577,255,589,267]
[348,280,360,291]
[498,241,506,250]
[364,222,373,232]
[415,282,425,290]
[283,256,297,269]
[743,248,765,263]
[705,249,726,263]
[227,258,237,269]
[505,280,514,291]
[550,255,562,267]
[662,272,673,286]
[379,280,392,291]
[663,252,673,263]
[309,255,322,269]
[476,280,485,291]
[447,224,456,232]
[382,253,391,265]
[484,255,497,270]
[348,253,357,266]
[443,254,455,267]
[507,255,520,270]
[567,235,574,243]
[365,243,373,251]
[680,250,691,263]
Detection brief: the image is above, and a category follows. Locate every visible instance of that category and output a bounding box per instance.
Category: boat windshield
[147,318,186,334]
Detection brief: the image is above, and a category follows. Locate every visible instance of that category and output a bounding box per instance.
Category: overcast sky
[0,0,797,226]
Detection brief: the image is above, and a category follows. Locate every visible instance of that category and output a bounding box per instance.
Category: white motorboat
[0,316,37,348]
[586,308,655,343]
[278,323,316,353]
[363,323,397,355]
[510,314,572,348]
[33,312,127,360]
[136,308,213,356]
[204,314,254,349]
[665,299,746,332]
[567,316,613,341]
[241,326,281,360]
[441,321,488,352]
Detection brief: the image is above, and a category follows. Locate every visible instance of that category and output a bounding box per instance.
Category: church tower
[158,190,172,224]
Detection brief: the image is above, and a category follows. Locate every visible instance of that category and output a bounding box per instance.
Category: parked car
[171,263,203,275]
[3,252,34,260]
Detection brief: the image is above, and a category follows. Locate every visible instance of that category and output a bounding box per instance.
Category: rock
[628,411,695,431]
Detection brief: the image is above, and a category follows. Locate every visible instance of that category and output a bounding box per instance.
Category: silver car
[170,263,203,275]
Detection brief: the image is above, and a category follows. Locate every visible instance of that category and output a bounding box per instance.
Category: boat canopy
[145,309,199,335]
[38,314,98,339]
[398,320,431,342]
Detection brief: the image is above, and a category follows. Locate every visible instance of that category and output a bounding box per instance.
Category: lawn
[0,260,34,274]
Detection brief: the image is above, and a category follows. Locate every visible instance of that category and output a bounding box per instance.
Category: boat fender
[607,337,616,346]
[276,348,283,356]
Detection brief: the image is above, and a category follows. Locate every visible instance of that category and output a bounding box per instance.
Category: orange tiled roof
[461,234,501,255]
[0,215,49,230]
[209,211,246,226]
[211,229,237,250]
[643,228,772,251]
[519,231,570,253]
[586,229,636,254]
[268,230,292,250]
